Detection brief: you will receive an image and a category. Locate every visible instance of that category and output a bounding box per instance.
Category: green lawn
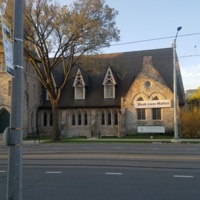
[24,133,200,143]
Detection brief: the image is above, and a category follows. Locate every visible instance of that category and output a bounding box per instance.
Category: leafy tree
[187,87,200,108]
[0,0,120,141]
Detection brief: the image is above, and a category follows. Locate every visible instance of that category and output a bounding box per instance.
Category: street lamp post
[171,27,182,143]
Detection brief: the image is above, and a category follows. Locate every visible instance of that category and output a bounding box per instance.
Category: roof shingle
[41,47,185,109]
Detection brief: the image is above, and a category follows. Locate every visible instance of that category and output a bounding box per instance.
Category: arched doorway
[0,109,10,133]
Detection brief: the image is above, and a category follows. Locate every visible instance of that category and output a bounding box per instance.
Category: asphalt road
[1,143,200,200]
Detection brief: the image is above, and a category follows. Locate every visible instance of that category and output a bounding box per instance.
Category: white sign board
[137,126,165,133]
[2,18,14,77]
[134,100,171,108]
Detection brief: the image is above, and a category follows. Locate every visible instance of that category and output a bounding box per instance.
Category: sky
[59,0,200,90]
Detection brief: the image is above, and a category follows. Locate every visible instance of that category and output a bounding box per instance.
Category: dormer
[102,66,116,99]
[73,68,86,100]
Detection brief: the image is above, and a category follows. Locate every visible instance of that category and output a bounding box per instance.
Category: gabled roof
[102,65,117,86]
[73,68,86,87]
[124,55,169,100]
[41,47,185,109]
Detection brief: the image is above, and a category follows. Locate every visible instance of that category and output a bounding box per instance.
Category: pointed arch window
[31,112,34,128]
[72,113,75,126]
[101,111,105,125]
[43,112,47,126]
[78,111,82,125]
[137,97,146,120]
[84,111,88,125]
[73,68,85,100]
[102,67,116,98]
[152,97,161,120]
[50,112,53,126]
[114,110,118,125]
[108,111,112,125]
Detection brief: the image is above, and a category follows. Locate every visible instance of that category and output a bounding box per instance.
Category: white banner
[134,100,171,108]
[137,126,165,133]
[2,17,14,77]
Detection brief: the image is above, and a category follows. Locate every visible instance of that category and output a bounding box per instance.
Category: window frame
[104,84,115,98]
[107,111,112,125]
[43,112,47,126]
[101,111,105,125]
[84,111,88,125]
[78,111,82,125]
[114,110,118,125]
[49,112,53,126]
[152,108,161,120]
[103,67,116,99]
[152,96,162,120]
[137,108,146,120]
[136,97,146,120]
[72,113,75,126]
[75,85,85,100]
[73,69,86,100]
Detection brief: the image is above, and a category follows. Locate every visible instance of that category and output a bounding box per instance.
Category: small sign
[137,126,165,133]
[2,17,14,77]
[134,100,171,108]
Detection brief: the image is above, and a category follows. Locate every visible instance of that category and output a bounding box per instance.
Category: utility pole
[171,27,182,143]
[6,0,24,200]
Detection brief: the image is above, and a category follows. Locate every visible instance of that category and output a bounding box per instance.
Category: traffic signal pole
[6,0,24,200]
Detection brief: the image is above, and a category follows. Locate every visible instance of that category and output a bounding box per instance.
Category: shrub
[179,108,200,138]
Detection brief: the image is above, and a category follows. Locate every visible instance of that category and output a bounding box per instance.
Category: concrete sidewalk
[1,134,200,146]
[0,135,44,146]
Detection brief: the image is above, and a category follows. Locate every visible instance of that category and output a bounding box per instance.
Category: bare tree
[0,0,120,141]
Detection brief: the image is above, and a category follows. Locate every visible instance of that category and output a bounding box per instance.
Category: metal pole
[6,0,24,200]
[173,39,179,140]
[171,27,182,143]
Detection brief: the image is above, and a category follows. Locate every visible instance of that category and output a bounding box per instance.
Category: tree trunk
[51,101,60,142]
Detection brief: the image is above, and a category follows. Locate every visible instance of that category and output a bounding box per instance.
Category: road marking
[174,175,193,178]
[0,170,6,173]
[46,171,62,174]
[52,148,61,150]
[114,147,123,149]
[148,148,159,150]
[186,148,197,151]
[106,172,123,175]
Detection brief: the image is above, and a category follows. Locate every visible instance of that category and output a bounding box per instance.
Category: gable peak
[102,65,116,85]
[73,68,85,87]
[143,56,153,66]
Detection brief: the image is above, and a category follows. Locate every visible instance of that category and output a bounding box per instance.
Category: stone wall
[23,70,42,136]
[0,55,182,137]
[121,56,174,134]
[0,61,41,136]
[38,108,120,137]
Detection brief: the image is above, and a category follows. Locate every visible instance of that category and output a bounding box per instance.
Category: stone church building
[0,47,185,137]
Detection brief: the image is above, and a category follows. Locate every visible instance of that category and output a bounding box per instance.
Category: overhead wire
[182,39,200,57]
[109,33,200,47]
[108,32,200,59]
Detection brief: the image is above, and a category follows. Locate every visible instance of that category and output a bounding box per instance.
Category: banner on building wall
[1,17,14,77]
[137,126,165,133]
[134,100,171,108]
